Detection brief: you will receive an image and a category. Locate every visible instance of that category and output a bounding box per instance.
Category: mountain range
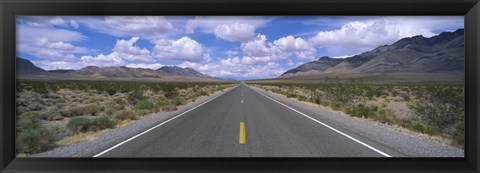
[16,57,222,81]
[280,29,464,80]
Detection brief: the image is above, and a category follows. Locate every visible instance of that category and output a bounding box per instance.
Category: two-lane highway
[95,83,397,157]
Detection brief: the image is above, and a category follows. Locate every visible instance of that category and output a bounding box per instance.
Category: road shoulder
[248,85,464,157]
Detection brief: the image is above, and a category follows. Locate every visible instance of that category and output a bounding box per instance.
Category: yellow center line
[241,99,244,104]
[239,122,246,144]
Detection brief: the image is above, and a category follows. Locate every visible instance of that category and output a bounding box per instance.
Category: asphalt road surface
[95,83,407,157]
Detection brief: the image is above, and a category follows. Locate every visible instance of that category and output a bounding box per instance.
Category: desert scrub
[250,82,465,147]
[16,79,235,154]
[350,104,377,119]
[67,116,115,134]
[16,122,57,154]
[408,86,464,146]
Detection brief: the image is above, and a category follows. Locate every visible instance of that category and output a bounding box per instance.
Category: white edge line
[249,85,392,157]
[93,84,240,157]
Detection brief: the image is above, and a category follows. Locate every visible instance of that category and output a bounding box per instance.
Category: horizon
[16,16,463,80]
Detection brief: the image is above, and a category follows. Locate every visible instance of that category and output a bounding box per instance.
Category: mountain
[280,29,464,78]
[16,58,221,81]
[73,66,163,78]
[282,56,342,76]
[48,69,74,73]
[157,66,213,79]
[16,57,47,74]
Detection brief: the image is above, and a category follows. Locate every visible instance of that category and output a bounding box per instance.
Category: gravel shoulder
[249,85,464,157]
[30,85,238,157]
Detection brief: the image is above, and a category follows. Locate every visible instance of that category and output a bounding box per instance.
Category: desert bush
[286,93,297,98]
[40,107,64,121]
[65,106,85,117]
[27,102,47,111]
[134,100,155,110]
[375,109,399,125]
[156,99,169,107]
[350,104,377,119]
[122,110,140,120]
[18,111,42,127]
[450,120,464,147]
[92,116,115,130]
[67,117,93,134]
[84,104,103,116]
[198,91,209,96]
[16,123,56,154]
[112,111,128,121]
[298,95,308,101]
[169,97,183,106]
[408,87,464,133]
[128,89,145,103]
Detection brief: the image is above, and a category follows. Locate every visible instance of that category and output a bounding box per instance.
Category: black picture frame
[1,0,479,172]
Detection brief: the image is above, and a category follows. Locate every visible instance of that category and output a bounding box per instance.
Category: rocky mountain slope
[281,29,464,78]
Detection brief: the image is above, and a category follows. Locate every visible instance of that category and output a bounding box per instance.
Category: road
[95,83,405,157]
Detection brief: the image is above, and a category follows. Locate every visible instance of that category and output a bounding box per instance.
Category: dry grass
[56,131,99,146]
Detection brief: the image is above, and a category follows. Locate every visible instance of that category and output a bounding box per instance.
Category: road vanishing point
[93,83,424,157]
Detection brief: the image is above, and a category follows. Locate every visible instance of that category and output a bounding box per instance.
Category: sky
[16,16,463,80]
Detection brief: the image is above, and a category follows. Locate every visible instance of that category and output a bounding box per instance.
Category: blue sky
[16,16,463,80]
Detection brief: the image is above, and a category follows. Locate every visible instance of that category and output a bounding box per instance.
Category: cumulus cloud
[80,52,126,67]
[214,22,256,42]
[273,36,316,60]
[241,34,275,57]
[179,60,284,79]
[152,36,211,62]
[240,34,316,62]
[33,60,85,70]
[308,16,463,55]
[112,37,153,62]
[78,37,156,67]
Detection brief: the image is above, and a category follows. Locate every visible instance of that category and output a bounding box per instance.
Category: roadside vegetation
[16,80,235,155]
[249,81,464,148]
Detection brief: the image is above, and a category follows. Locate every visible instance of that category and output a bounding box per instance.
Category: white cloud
[126,63,164,69]
[18,34,89,60]
[273,36,316,60]
[241,34,273,57]
[308,16,463,55]
[50,17,67,26]
[80,52,126,67]
[240,34,315,63]
[214,22,256,42]
[77,16,174,40]
[186,16,269,34]
[179,61,284,79]
[17,18,89,61]
[69,20,79,29]
[112,37,153,62]
[17,23,86,43]
[33,60,85,70]
[152,36,210,62]
[331,55,352,59]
